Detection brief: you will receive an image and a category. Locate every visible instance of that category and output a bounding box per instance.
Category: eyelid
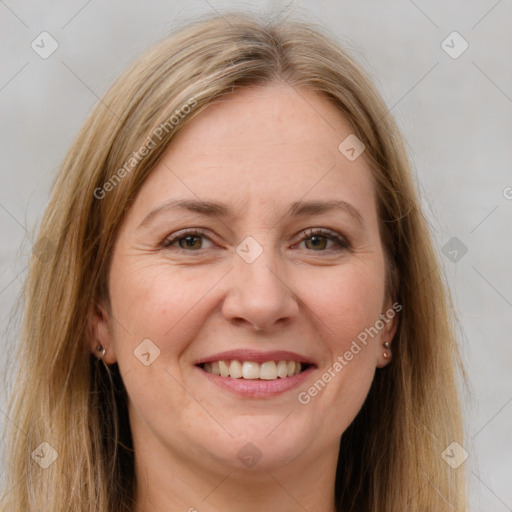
[161,227,350,252]
[294,227,351,250]
[161,228,215,249]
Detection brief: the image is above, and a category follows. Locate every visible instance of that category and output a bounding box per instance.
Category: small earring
[96,344,106,359]
[383,341,391,359]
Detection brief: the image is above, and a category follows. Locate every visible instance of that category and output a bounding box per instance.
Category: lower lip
[196,365,315,398]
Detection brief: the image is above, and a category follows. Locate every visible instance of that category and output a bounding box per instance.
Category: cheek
[290,265,386,440]
[106,259,209,414]
[107,257,220,355]
[303,264,385,353]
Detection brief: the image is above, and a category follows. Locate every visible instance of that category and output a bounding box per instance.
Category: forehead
[126,84,376,225]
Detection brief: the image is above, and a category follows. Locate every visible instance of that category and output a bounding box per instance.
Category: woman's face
[93,84,397,478]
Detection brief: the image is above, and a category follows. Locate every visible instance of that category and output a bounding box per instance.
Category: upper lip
[195,349,316,366]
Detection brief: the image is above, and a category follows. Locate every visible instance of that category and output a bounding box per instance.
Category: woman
[0,12,468,512]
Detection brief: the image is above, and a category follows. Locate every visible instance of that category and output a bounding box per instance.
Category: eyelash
[161,228,350,252]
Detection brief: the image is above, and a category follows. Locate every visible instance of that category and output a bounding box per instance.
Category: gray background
[1,1,511,510]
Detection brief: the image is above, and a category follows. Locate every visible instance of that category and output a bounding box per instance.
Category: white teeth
[211,361,221,376]
[242,361,260,379]
[219,360,230,377]
[277,360,288,378]
[229,360,243,379]
[202,359,305,380]
[259,361,277,380]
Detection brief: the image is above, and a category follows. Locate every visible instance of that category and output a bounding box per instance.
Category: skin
[91,84,397,512]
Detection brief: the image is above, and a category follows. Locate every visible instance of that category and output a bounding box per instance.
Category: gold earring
[383,341,391,359]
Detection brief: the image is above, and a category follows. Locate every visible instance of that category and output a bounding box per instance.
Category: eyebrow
[138,198,365,229]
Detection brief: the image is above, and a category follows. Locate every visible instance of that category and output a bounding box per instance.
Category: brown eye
[296,228,350,252]
[162,230,214,251]
[304,235,329,251]
[178,235,203,250]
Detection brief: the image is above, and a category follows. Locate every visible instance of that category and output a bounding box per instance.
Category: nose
[221,246,299,332]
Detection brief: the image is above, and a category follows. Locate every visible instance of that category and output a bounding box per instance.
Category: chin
[196,417,313,471]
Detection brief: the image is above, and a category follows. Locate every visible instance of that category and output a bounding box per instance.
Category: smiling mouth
[198,360,312,380]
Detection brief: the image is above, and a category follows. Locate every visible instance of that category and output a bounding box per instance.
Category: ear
[87,301,117,364]
[375,300,401,368]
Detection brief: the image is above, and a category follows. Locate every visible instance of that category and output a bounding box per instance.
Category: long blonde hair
[1,12,468,511]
